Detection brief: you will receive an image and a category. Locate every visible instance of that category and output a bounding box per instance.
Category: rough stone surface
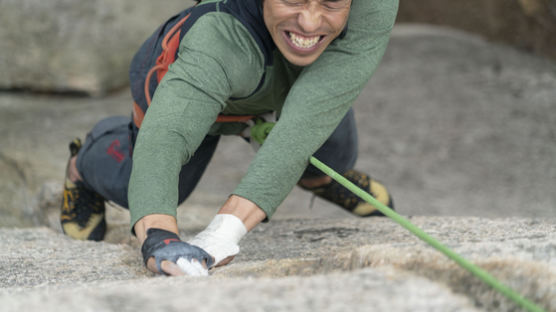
[0,25,555,311]
[0,217,554,311]
[3,270,481,312]
[0,0,195,95]
[397,0,556,61]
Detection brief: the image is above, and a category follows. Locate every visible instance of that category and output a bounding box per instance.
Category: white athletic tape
[188,214,247,266]
[176,258,208,276]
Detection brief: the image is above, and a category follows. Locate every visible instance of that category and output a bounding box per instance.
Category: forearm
[128,15,265,231]
[217,195,266,231]
[233,0,398,219]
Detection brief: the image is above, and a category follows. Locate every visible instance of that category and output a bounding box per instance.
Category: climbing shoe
[60,138,106,241]
[304,169,394,217]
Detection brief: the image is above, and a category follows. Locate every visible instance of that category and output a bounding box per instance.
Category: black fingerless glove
[141,228,214,274]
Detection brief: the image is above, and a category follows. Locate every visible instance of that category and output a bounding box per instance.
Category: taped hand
[141,228,214,276]
[189,214,247,267]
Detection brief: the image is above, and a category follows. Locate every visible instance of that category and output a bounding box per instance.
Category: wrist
[218,195,266,231]
[189,214,248,266]
[199,214,247,244]
[134,214,178,244]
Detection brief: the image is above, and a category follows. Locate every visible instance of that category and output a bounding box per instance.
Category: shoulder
[327,0,398,53]
[178,12,265,74]
[174,2,269,98]
[180,0,274,66]
[348,0,399,30]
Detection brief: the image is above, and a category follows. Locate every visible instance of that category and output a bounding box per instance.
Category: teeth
[289,32,320,49]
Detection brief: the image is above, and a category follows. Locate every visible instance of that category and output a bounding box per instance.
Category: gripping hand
[189,214,247,267]
[141,228,214,276]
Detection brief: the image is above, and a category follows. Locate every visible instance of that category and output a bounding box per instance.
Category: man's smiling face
[263,0,351,67]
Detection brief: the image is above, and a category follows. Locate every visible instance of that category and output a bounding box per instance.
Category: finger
[176,258,208,276]
[160,260,186,276]
[199,257,211,270]
[190,259,209,276]
[146,258,184,276]
[146,257,158,273]
[176,258,202,276]
[215,255,235,267]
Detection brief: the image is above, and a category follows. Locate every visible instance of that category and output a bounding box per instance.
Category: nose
[297,1,323,33]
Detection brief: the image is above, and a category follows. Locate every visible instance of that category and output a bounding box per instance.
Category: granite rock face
[397,0,556,61]
[0,217,554,311]
[2,0,555,95]
[0,0,194,95]
[0,23,555,312]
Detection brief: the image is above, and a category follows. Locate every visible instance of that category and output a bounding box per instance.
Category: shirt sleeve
[232,0,399,218]
[128,13,265,230]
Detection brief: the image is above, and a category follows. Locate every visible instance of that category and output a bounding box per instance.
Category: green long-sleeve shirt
[128,0,399,229]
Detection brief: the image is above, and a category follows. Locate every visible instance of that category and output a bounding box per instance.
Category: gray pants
[76,109,358,208]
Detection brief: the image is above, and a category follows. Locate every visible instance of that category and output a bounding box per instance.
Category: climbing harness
[249,117,276,145]
[143,12,254,124]
[251,121,545,312]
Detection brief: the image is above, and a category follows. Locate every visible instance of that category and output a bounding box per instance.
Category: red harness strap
[143,14,188,108]
[140,13,254,127]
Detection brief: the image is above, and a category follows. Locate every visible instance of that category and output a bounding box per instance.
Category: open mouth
[285,31,324,50]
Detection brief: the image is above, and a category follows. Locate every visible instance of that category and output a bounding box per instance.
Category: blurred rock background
[0,0,190,95]
[1,0,555,95]
[398,0,556,61]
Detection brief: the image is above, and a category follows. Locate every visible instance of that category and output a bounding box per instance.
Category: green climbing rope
[250,120,544,311]
[309,156,544,312]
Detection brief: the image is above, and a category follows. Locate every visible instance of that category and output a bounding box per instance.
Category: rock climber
[60,0,398,276]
